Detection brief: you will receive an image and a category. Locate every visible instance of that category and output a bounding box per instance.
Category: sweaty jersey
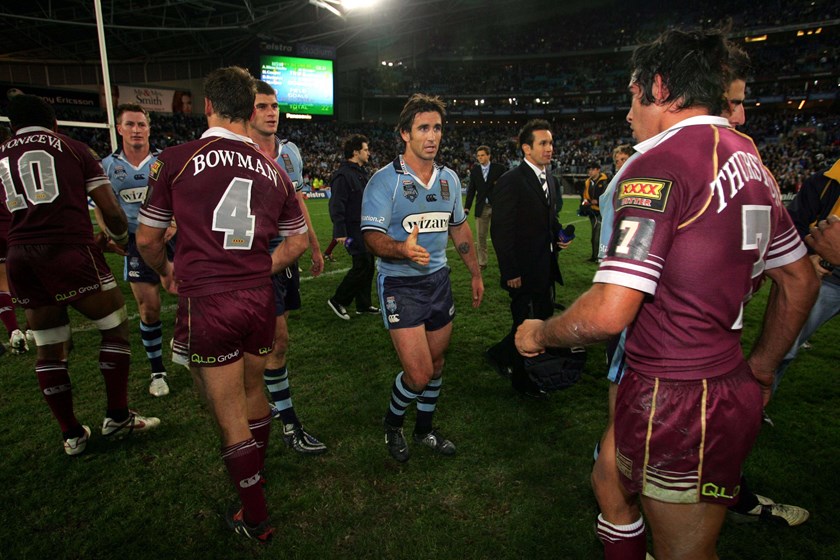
[1,126,109,245]
[102,149,161,233]
[361,156,466,277]
[268,138,303,252]
[594,116,806,379]
[138,127,307,297]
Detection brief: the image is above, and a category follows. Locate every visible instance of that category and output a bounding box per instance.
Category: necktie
[482,166,489,181]
[539,172,549,201]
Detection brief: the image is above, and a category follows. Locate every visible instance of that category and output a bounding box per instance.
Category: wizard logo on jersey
[403,180,418,202]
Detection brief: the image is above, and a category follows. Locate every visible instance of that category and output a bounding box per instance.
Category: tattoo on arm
[457,242,471,255]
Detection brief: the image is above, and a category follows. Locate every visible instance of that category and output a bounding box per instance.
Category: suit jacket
[465,161,506,216]
[491,163,562,292]
[328,160,369,256]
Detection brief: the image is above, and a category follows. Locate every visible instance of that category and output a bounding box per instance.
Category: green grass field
[1,198,838,559]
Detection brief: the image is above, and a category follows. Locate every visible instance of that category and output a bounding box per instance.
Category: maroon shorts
[0,235,7,263]
[172,285,275,368]
[614,362,762,506]
[6,243,117,308]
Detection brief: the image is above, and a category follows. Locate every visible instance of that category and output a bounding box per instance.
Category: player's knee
[138,301,161,323]
[31,324,72,346]
[95,306,129,337]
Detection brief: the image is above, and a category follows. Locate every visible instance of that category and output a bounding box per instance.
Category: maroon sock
[0,291,19,336]
[248,414,272,472]
[36,359,79,433]
[100,337,130,412]
[222,438,268,526]
[597,514,647,560]
[325,238,338,256]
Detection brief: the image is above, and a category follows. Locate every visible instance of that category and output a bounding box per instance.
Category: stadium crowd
[48,109,839,195]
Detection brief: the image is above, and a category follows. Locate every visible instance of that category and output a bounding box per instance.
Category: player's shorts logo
[701,482,741,500]
[617,178,672,212]
[385,296,397,313]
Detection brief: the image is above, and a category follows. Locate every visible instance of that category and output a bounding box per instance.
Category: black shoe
[226,505,275,543]
[513,384,549,400]
[413,428,456,456]
[327,298,351,320]
[355,306,380,315]
[485,348,512,379]
[383,419,409,463]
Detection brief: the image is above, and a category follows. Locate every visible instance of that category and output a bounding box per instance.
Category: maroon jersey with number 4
[1,126,109,245]
[595,116,806,380]
[138,127,306,297]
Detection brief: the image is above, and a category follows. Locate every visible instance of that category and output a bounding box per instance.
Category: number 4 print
[212,177,255,250]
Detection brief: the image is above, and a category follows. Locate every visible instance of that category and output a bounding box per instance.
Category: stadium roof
[0,0,598,65]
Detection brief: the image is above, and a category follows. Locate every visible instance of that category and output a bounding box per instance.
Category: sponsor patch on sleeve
[617,178,672,212]
[149,159,163,181]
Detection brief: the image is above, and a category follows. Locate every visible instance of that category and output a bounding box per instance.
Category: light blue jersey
[597,152,639,260]
[361,156,466,277]
[102,149,160,233]
[597,152,638,383]
[269,138,303,251]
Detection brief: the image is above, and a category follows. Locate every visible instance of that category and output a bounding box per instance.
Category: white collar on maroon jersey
[201,126,257,146]
[633,115,730,155]
[15,126,55,136]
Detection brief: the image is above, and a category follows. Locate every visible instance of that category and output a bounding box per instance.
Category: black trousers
[489,284,554,391]
[333,252,375,311]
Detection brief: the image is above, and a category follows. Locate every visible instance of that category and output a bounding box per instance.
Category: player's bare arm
[746,255,820,404]
[449,220,484,307]
[89,183,129,248]
[92,205,127,256]
[296,191,324,277]
[364,226,430,266]
[270,231,308,274]
[515,283,644,356]
[135,223,175,291]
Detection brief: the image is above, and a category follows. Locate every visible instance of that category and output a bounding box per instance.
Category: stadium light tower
[309,0,383,17]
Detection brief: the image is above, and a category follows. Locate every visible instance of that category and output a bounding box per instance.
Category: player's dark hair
[204,66,256,123]
[115,103,150,124]
[630,29,730,115]
[518,119,551,149]
[254,80,276,97]
[7,94,56,131]
[343,134,369,160]
[396,93,446,141]
[477,145,491,156]
[727,43,751,83]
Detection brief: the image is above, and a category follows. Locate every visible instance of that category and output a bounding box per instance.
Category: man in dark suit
[487,119,570,398]
[465,145,506,270]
